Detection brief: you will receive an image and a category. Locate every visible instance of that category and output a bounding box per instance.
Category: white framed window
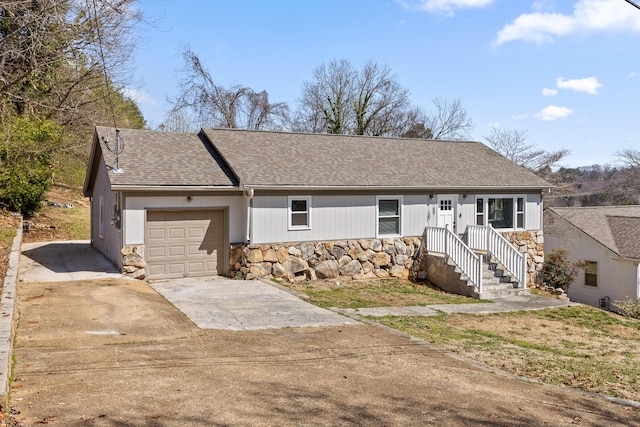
[584,261,598,287]
[99,195,104,237]
[288,196,311,230]
[475,195,526,230]
[377,196,402,237]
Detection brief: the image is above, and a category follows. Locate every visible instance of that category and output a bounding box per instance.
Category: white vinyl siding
[90,158,123,268]
[99,196,104,237]
[124,195,244,245]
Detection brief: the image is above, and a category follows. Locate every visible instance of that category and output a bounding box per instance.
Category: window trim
[98,195,104,238]
[584,260,598,287]
[376,195,403,238]
[288,196,312,230]
[475,195,527,231]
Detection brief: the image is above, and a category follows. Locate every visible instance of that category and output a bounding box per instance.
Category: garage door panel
[146,210,225,279]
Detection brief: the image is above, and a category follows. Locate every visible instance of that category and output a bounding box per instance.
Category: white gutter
[242,185,553,192]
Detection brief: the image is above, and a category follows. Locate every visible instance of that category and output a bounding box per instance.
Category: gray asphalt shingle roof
[88,126,551,191]
[201,128,550,188]
[94,127,237,187]
[546,206,640,259]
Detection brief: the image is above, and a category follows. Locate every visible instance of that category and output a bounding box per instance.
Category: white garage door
[146,210,225,279]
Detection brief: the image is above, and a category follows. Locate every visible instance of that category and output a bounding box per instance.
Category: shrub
[0,115,61,215]
[613,298,640,319]
[543,248,584,292]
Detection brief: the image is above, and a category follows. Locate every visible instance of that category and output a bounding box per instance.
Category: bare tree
[171,48,289,130]
[484,128,569,173]
[0,0,142,128]
[425,98,474,140]
[616,148,640,198]
[294,59,413,136]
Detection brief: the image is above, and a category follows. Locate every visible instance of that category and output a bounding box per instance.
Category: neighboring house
[83,127,551,294]
[544,206,640,311]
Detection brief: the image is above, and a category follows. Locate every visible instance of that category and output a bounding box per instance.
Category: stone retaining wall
[229,237,423,281]
[228,230,545,286]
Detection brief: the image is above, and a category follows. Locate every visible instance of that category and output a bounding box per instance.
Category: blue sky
[128,0,640,168]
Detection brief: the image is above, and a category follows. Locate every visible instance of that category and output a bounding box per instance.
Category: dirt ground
[0,214,20,285]
[9,278,639,426]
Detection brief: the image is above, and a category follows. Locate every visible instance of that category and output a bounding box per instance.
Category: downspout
[244,188,254,243]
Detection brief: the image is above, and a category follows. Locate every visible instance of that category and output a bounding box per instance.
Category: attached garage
[146,210,226,279]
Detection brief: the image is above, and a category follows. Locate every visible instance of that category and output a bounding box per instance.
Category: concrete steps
[447,256,529,300]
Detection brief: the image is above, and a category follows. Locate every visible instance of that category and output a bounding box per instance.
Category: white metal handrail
[466,225,527,288]
[424,226,483,294]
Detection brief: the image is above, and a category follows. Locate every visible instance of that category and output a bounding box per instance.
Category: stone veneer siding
[500,230,544,287]
[228,230,545,287]
[228,238,423,281]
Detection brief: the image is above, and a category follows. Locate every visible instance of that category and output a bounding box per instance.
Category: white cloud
[542,88,558,96]
[121,88,159,106]
[557,76,602,94]
[628,71,638,78]
[495,0,640,45]
[535,105,573,121]
[397,0,493,16]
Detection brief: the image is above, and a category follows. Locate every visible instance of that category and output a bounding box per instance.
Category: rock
[416,270,428,280]
[330,246,346,260]
[301,242,315,258]
[390,265,408,279]
[306,269,317,281]
[395,240,407,255]
[250,264,269,278]
[276,247,290,264]
[340,259,362,277]
[371,252,391,268]
[370,239,382,251]
[395,254,409,266]
[120,246,136,256]
[358,239,370,250]
[122,265,137,273]
[247,249,263,263]
[272,263,287,278]
[129,268,146,280]
[123,253,146,268]
[553,287,565,295]
[283,257,309,275]
[334,241,348,248]
[374,268,390,278]
[383,244,396,255]
[361,260,374,273]
[361,271,378,280]
[323,241,335,251]
[262,248,278,263]
[315,260,340,279]
[347,246,362,260]
[229,247,244,266]
[338,255,352,268]
[288,246,302,257]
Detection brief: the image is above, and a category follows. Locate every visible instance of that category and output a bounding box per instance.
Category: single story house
[83,127,551,291]
[544,206,640,311]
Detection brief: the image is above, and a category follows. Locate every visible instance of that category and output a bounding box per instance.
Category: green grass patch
[282,278,486,309]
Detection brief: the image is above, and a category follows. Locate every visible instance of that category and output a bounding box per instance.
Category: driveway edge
[0,216,22,409]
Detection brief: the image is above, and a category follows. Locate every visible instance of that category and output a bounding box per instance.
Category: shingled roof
[84,127,238,193]
[201,128,550,189]
[546,206,640,260]
[85,126,551,194]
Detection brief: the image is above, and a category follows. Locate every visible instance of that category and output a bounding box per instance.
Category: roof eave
[241,184,553,192]
[111,185,240,192]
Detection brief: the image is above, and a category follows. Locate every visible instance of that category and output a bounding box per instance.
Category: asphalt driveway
[10,241,639,425]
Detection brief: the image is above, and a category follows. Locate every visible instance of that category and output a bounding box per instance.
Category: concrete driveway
[10,241,639,425]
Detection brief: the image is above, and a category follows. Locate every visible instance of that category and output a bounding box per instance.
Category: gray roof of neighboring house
[201,128,550,189]
[88,127,238,188]
[546,206,640,259]
[85,126,551,193]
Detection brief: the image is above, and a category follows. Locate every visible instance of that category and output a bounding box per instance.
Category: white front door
[437,195,456,231]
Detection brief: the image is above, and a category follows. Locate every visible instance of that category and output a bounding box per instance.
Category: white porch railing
[424,226,483,294]
[466,225,527,288]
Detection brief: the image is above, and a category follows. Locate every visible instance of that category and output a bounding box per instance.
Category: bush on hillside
[613,298,640,319]
[0,115,62,215]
